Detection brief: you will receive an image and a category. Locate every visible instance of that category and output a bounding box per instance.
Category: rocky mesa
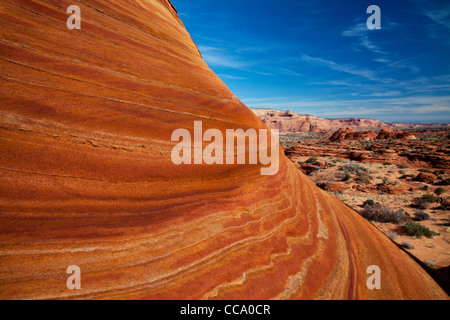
[0,0,447,299]
[252,108,390,134]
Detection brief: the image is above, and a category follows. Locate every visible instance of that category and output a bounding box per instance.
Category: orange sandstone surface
[0,0,448,299]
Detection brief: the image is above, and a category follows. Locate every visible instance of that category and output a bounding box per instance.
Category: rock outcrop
[0,0,447,299]
[253,109,449,134]
[329,127,377,141]
[253,109,390,133]
[328,127,415,142]
[376,128,417,140]
[414,172,438,184]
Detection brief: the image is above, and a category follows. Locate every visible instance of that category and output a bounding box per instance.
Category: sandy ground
[294,156,449,269]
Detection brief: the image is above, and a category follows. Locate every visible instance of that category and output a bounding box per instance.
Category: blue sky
[171,0,450,123]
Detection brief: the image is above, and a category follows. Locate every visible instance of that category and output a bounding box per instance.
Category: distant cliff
[252,108,449,133]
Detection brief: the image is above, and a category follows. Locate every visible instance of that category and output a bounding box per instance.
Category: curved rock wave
[0,0,447,299]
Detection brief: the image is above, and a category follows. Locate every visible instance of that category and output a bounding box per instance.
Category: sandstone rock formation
[253,109,390,133]
[329,127,377,142]
[0,0,447,300]
[253,108,449,134]
[414,172,438,184]
[376,128,417,140]
[328,127,415,142]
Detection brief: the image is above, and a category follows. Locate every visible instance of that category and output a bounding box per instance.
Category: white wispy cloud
[342,22,385,54]
[342,20,399,55]
[279,68,303,77]
[217,74,247,80]
[301,54,378,81]
[307,80,362,87]
[198,46,248,69]
[423,7,450,30]
[377,55,426,74]
[373,58,391,63]
[197,45,274,76]
[411,0,450,41]
[360,91,403,97]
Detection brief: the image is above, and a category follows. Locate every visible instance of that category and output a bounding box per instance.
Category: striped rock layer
[0,0,447,299]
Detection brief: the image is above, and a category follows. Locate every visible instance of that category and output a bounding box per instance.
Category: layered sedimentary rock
[0,0,448,299]
[253,108,449,134]
[252,109,389,133]
[328,127,416,142]
[376,128,417,140]
[329,127,377,141]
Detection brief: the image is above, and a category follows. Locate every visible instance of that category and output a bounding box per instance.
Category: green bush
[413,197,429,209]
[404,221,439,238]
[435,179,450,186]
[422,193,438,203]
[342,163,368,175]
[306,156,318,165]
[342,173,352,181]
[356,172,372,184]
[363,199,375,207]
[434,187,446,196]
[414,209,430,221]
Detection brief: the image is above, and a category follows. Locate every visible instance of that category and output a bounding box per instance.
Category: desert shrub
[398,164,408,169]
[419,169,433,173]
[413,209,430,221]
[306,156,318,165]
[359,202,406,224]
[422,193,438,203]
[342,163,368,175]
[422,185,429,191]
[386,230,398,241]
[435,179,450,186]
[404,221,439,238]
[434,187,446,196]
[342,173,352,181]
[402,241,415,249]
[356,172,372,184]
[434,170,445,175]
[341,164,372,184]
[400,174,415,179]
[424,260,437,268]
[399,151,411,157]
[413,197,429,209]
[363,199,375,207]
[382,177,399,186]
